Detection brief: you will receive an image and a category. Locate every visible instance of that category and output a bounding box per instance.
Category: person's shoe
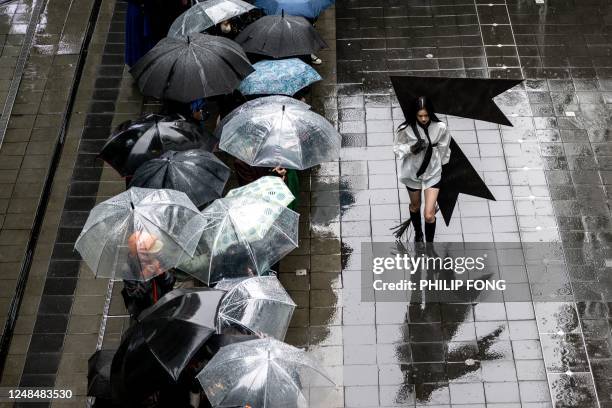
[311,54,322,65]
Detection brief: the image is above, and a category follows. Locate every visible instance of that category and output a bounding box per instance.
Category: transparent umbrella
[225,176,294,207]
[214,96,310,138]
[75,188,207,281]
[216,276,296,340]
[169,0,256,38]
[197,338,333,408]
[219,103,341,170]
[176,196,299,285]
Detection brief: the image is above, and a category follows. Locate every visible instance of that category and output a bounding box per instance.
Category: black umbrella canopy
[129,150,231,208]
[438,139,495,225]
[390,75,522,126]
[111,288,226,404]
[111,324,176,405]
[235,14,328,58]
[99,113,216,177]
[130,33,254,102]
[88,349,115,399]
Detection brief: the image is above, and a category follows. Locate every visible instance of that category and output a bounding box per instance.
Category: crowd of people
[85,1,335,407]
[119,0,327,321]
[89,1,459,406]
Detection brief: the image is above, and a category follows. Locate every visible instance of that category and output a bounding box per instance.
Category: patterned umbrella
[176,196,299,285]
[225,176,294,207]
[238,58,322,96]
[169,0,256,38]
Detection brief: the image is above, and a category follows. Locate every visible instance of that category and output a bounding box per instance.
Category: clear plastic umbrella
[169,0,256,38]
[225,176,294,207]
[214,95,310,138]
[177,196,299,285]
[197,337,333,408]
[219,103,341,170]
[216,276,296,340]
[75,188,207,281]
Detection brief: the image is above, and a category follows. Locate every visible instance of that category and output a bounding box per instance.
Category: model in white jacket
[392,96,451,242]
[393,120,451,189]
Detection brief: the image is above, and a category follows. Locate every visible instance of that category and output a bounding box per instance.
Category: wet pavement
[0,0,610,407]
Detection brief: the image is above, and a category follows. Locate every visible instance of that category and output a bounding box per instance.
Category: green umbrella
[225,176,294,207]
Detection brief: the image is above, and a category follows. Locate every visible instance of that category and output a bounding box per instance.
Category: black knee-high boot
[425,219,436,242]
[410,211,423,242]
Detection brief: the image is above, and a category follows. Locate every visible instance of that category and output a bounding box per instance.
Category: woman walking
[393,96,451,242]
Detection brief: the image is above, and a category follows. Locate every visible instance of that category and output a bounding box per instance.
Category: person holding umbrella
[393,96,451,243]
[120,231,176,319]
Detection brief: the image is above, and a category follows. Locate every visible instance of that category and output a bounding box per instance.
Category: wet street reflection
[16,0,607,404]
[282,0,612,406]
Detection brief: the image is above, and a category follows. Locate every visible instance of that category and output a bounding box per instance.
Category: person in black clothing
[144,0,191,43]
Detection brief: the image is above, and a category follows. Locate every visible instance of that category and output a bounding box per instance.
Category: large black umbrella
[235,13,327,58]
[99,113,216,177]
[438,139,495,225]
[390,76,522,126]
[389,76,514,227]
[129,150,231,208]
[88,349,115,399]
[111,288,226,404]
[130,33,254,102]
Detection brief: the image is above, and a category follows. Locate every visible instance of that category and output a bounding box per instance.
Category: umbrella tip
[281,9,284,17]
[130,201,135,210]
[282,104,286,112]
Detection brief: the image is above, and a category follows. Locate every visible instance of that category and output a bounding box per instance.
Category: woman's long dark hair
[399,95,440,128]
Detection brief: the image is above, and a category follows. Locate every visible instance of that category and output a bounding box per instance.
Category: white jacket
[393,121,451,189]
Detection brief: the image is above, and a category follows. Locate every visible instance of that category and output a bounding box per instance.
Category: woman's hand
[272,166,287,180]
[410,139,426,154]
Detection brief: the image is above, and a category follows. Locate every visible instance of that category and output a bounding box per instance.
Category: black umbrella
[111,288,226,404]
[130,33,254,102]
[438,139,495,225]
[390,75,522,126]
[129,150,231,208]
[99,113,216,177]
[235,13,327,58]
[88,349,115,399]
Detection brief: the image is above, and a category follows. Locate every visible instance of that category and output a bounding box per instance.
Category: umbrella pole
[87,225,128,407]
[86,278,115,408]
